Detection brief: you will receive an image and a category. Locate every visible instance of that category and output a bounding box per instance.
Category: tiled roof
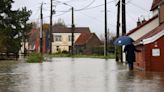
[28,28,38,35]
[52,27,91,33]
[135,23,164,44]
[150,0,162,11]
[75,33,94,45]
[127,15,158,36]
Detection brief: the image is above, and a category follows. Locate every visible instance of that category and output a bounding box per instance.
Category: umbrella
[113,36,134,46]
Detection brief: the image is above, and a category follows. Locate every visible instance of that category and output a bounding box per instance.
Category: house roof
[150,0,162,11]
[52,27,91,33]
[127,15,158,36]
[75,33,95,45]
[28,28,38,35]
[135,23,164,45]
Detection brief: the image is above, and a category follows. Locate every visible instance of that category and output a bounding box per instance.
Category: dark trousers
[128,62,133,70]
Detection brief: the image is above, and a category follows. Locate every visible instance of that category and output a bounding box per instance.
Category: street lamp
[40,2,46,54]
[58,1,75,55]
[104,0,108,56]
[71,7,75,56]
[40,3,43,54]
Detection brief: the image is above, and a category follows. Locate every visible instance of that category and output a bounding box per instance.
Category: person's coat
[124,44,140,63]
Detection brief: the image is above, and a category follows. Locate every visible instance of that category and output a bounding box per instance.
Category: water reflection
[0,58,164,92]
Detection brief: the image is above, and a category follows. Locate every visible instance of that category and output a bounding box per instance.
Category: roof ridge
[135,24,164,45]
[85,33,94,44]
[127,15,158,36]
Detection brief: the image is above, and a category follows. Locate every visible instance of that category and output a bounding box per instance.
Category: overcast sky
[12,0,153,36]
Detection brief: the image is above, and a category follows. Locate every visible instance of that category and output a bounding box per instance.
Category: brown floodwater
[0,58,164,92]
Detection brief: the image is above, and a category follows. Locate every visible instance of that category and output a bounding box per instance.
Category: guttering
[142,30,164,45]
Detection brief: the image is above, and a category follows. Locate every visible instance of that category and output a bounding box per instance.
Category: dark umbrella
[113,36,134,46]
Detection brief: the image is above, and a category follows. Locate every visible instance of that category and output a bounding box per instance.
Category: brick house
[27,28,41,53]
[28,25,49,53]
[134,24,164,71]
[75,32,102,54]
[127,0,164,71]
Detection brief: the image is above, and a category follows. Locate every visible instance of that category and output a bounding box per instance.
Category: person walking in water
[124,44,140,70]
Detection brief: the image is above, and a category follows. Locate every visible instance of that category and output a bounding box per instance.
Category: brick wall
[137,36,164,72]
[149,36,164,72]
[135,45,145,70]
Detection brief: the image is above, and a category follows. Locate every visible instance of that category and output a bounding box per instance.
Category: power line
[55,10,71,17]
[76,0,115,11]
[30,1,116,24]
[78,12,103,22]
[55,0,114,12]
[75,0,96,11]
[126,0,133,4]
[128,2,149,12]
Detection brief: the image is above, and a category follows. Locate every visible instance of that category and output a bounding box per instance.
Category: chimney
[142,18,146,23]
[159,2,164,24]
[137,18,141,26]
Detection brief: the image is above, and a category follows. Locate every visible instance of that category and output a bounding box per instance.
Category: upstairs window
[55,35,62,41]
[68,35,72,42]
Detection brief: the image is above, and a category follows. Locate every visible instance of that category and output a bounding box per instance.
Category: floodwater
[0,58,164,92]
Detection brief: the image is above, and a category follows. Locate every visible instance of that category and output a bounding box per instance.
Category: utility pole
[60,2,75,56]
[116,0,120,62]
[71,7,75,56]
[121,0,126,62]
[40,3,43,54]
[104,0,108,56]
[23,25,26,57]
[122,0,126,35]
[49,0,53,54]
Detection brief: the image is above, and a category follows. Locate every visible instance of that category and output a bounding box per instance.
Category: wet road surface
[0,58,164,92]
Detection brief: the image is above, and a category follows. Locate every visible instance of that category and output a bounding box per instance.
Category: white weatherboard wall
[52,33,81,53]
[129,17,159,41]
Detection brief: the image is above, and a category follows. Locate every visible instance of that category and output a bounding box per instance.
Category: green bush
[62,50,69,54]
[26,53,44,63]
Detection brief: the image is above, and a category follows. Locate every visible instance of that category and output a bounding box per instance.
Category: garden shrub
[26,53,44,63]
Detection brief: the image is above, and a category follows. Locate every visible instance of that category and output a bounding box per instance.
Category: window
[68,35,72,41]
[56,46,59,51]
[55,35,62,41]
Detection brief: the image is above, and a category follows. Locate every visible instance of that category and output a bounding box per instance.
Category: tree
[0,0,32,54]
[99,31,116,54]
[99,30,116,45]
[0,32,7,52]
[53,18,67,28]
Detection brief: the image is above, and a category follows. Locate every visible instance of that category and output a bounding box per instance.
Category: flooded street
[0,58,164,92]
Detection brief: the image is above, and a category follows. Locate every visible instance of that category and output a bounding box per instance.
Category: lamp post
[104,0,108,56]
[40,3,43,54]
[121,0,126,62]
[62,3,75,56]
[116,0,120,62]
[49,0,54,54]
[71,7,75,56]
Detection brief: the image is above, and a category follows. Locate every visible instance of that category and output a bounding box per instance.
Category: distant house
[52,27,91,53]
[28,28,40,52]
[75,32,102,54]
[28,24,50,53]
[28,26,101,54]
[127,0,164,72]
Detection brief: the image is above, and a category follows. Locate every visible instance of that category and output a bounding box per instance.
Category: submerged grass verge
[26,53,44,63]
[52,53,115,59]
